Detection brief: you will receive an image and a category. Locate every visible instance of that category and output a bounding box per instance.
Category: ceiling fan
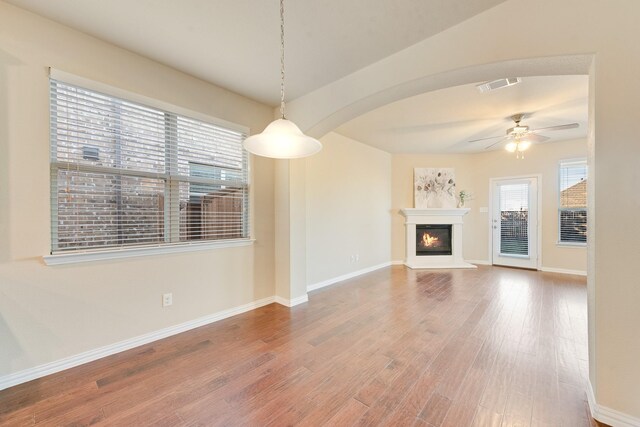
[469,113,579,156]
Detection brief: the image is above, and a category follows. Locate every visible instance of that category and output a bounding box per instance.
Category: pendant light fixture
[243,0,322,159]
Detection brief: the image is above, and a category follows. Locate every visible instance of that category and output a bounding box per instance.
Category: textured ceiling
[335,75,589,153]
[5,0,508,105]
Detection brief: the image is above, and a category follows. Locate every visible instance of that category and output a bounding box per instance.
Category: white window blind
[499,183,529,256]
[559,159,587,244]
[50,79,249,253]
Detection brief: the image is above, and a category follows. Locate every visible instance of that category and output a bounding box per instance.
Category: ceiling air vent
[476,77,521,93]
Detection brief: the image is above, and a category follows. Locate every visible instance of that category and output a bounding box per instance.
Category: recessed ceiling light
[476,77,521,93]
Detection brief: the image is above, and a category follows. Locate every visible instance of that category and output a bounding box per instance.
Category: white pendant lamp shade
[243,0,322,159]
[244,119,322,159]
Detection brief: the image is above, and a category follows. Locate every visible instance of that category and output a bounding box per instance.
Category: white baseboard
[540,266,587,276]
[307,261,392,292]
[0,296,276,391]
[274,294,309,307]
[465,259,491,265]
[588,379,640,427]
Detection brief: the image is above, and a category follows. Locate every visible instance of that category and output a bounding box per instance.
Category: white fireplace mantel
[400,208,476,269]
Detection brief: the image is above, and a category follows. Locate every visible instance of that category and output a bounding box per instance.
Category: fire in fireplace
[416,224,453,256]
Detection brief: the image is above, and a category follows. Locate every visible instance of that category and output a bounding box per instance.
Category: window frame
[557,158,587,247]
[44,70,253,265]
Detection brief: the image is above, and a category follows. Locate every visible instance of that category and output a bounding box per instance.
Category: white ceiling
[6,1,588,154]
[5,0,508,105]
[335,75,589,153]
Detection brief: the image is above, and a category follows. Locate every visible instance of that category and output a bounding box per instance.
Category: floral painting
[414,168,457,208]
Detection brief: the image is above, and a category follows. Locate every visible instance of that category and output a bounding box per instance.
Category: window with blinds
[50,79,249,253]
[559,159,587,244]
[499,183,529,256]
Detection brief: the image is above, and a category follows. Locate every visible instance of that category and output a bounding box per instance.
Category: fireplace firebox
[416,224,452,256]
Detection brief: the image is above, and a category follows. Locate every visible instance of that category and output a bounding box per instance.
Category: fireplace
[416,224,452,256]
[400,208,475,269]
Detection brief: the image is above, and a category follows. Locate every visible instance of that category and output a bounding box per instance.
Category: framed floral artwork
[414,168,457,208]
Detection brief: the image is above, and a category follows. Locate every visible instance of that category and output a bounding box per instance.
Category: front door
[492,177,538,269]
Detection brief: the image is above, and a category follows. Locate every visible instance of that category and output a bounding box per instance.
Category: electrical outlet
[162,293,173,307]
[355,254,359,262]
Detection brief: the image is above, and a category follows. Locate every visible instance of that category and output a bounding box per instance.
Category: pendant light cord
[280,0,286,119]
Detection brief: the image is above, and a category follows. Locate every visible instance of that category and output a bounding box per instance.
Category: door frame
[488,174,543,270]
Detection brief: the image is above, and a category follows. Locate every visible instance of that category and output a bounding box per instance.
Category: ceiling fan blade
[530,123,579,132]
[525,133,550,143]
[484,137,508,150]
[468,134,504,143]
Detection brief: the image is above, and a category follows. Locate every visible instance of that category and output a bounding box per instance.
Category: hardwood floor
[0,266,603,426]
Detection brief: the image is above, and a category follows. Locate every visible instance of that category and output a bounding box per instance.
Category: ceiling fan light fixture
[478,113,579,157]
[517,140,531,151]
[508,125,529,136]
[242,0,322,159]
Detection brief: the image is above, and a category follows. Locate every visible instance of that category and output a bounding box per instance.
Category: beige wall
[0,3,275,376]
[306,132,391,286]
[392,139,588,272]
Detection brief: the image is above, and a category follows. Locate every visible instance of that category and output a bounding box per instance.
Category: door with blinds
[491,177,538,269]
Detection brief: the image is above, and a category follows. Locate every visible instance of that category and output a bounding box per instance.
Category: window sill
[556,242,587,248]
[43,239,255,266]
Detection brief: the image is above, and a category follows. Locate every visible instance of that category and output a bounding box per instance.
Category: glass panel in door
[492,177,538,269]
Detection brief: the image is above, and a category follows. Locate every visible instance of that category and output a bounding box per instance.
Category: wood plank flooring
[0,266,603,426]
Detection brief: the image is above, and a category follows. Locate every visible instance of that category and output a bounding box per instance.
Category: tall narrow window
[558,159,587,244]
[50,79,249,253]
